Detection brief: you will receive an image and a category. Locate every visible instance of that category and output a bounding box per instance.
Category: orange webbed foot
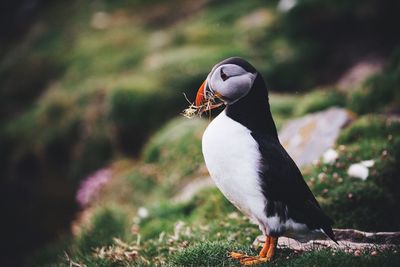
[240,256,270,265]
[229,251,248,260]
[230,236,277,265]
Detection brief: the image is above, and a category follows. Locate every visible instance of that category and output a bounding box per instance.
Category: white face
[207,64,257,104]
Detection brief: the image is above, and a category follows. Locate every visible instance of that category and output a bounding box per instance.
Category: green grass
[171,246,400,267]
[21,91,400,267]
[4,1,400,266]
[347,47,400,114]
[141,117,208,195]
[77,206,131,252]
[303,115,400,230]
[30,114,400,266]
[270,89,347,129]
[3,0,399,184]
[169,241,253,267]
[294,89,346,115]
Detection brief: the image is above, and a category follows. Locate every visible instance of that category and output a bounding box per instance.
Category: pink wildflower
[76,168,111,207]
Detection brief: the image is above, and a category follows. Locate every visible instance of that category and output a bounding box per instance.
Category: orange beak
[195,80,223,112]
[195,80,206,107]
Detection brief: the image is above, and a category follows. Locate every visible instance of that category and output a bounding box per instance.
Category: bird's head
[195,57,258,113]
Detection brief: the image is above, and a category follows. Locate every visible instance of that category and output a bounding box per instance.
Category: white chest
[202,111,266,222]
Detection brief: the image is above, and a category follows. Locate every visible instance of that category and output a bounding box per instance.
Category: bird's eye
[220,69,228,81]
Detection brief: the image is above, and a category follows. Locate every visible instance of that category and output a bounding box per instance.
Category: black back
[252,132,336,241]
[226,73,278,139]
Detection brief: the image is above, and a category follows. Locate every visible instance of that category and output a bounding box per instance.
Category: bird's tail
[322,226,338,244]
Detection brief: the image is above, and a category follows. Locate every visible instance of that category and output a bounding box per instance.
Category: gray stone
[253,229,400,251]
[279,107,354,167]
[337,57,383,90]
[173,176,214,203]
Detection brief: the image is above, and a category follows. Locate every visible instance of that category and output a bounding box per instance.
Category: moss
[139,201,196,239]
[269,89,347,129]
[77,206,130,253]
[27,237,72,267]
[269,94,298,117]
[71,131,114,179]
[10,1,400,266]
[124,170,157,203]
[107,87,176,154]
[171,241,400,267]
[189,188,237,221]
[170,241,252,267]
[303,115,400,230]
[347,48,400,114]
[294,89,346,115]
[142,117,207,182]
[269,93,299,129]
[338,116,400,144]
[331,182,394,229]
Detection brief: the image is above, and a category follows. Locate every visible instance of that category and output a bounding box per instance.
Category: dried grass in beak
[182,93,223,118]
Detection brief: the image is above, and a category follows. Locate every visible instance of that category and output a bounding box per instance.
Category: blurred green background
[1,0,400,266]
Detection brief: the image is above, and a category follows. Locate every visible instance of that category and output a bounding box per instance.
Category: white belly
[201,111,317,239]
[202,110,267,226]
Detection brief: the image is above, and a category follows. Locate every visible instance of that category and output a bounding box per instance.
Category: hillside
[1,0,399,266]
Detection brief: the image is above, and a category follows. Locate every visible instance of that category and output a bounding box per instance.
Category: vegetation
[1,0,400,266]
[28,112,400,266]
[304,116,400,230]
[347,51,400,114]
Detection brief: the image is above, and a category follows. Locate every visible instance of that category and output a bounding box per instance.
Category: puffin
[194,57,336,265]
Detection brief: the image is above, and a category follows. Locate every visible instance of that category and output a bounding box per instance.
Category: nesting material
[182,93,223,119]
[94,238,142,263]
[182,103,200,119]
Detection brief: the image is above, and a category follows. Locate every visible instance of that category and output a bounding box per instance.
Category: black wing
[251,132,336,241]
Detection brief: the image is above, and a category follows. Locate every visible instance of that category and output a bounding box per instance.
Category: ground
[1,1,400,266]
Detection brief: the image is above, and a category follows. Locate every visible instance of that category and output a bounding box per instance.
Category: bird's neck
[225,75,278,139]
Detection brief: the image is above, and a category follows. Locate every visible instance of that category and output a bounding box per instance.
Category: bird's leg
[230,235,270,261]
[230,235,270,260]
[238,236,271,264]
[266,236,277,259]
[240,236,278,265]
[259,235,271,257]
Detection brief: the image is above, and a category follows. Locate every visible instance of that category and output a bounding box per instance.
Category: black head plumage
[221,58,278,138]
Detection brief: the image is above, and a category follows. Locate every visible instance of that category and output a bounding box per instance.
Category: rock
[173,176,215,202]
[361,160,375,168]
[333,229,400,244]
[347,163,369,180]
[322,148,339,165]
[337,57,384,90]
[91,11,111,30]
[253,229,400,251]
[347,160,375,180]
[236,8,275,30]
[277,0,298,13]
[279,107,354,167]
